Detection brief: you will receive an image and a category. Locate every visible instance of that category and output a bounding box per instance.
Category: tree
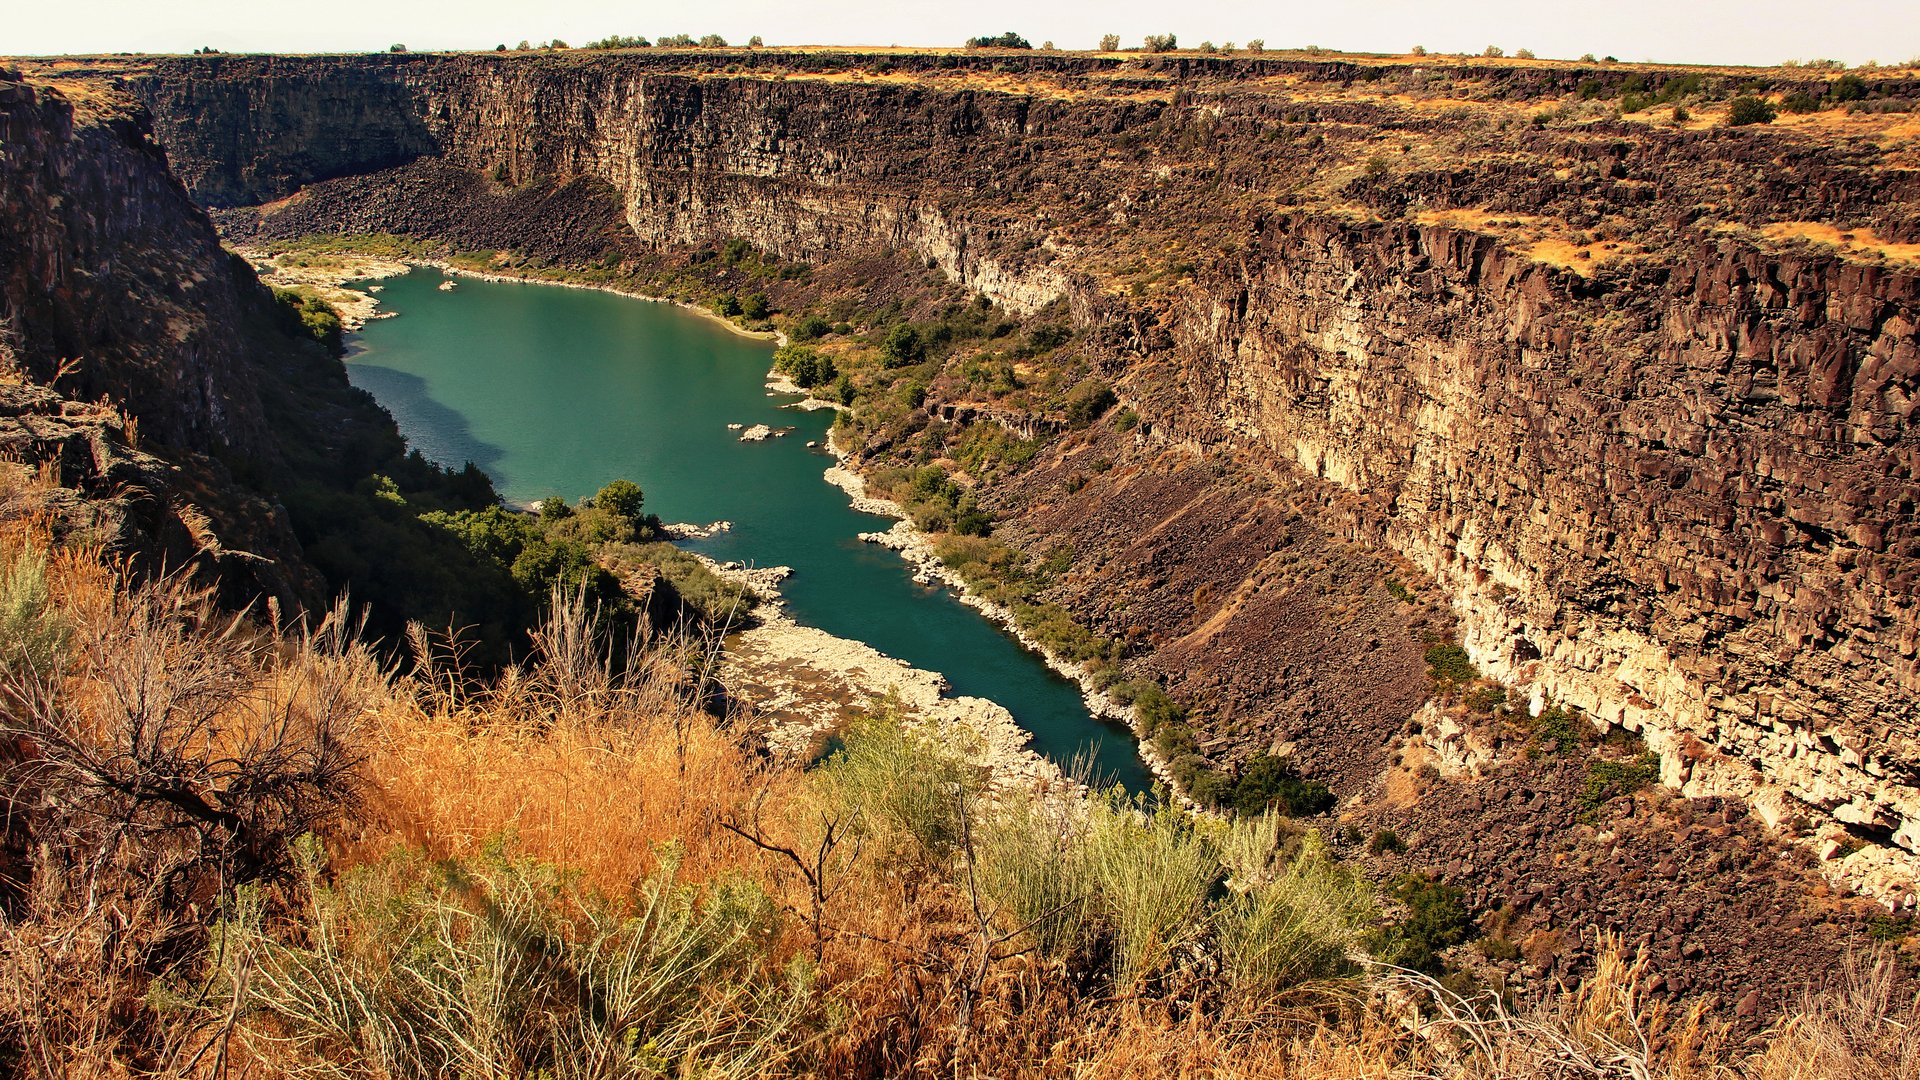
[1065,380,1117,427]
[714,294,743,318]
[791,313,833,341]
[741,292,771,320]
[1410,44,1427,56]
[495,43,507,51]
[389,43,407,53]
[1727,95,1777,126]
[1830,73,1868,102]
[698,33,728,47]
[774,345,836,388]
[593,479,644,523]
[882,324,924,367]
[1099,33,1120,51]
[966,32,1032,49]
[747,35,764,48]
[1247,39,1264,53]
[548,39,569,49]
[1483,45,1504,58]
[1144,33,1178,53]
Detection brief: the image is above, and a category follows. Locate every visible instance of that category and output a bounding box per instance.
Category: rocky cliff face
[0,73,272,454]
[1170,213,1920,861]
[0,70,391,604]
[108,52,1920,877]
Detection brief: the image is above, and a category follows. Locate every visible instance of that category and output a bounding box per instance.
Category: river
[346,267,1150,790]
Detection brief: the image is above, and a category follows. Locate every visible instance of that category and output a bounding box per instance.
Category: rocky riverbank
[238,244,790,344]
[238,247,410,328]
[695,555,1074,794]
[817,442,1174,797]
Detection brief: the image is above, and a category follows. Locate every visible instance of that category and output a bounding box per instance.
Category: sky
[6,0,1917,68]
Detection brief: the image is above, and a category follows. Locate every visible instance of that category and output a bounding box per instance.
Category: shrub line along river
[345,267,1151,790]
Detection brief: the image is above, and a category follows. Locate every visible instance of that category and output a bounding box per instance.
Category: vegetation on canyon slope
[0,493,1913,1077]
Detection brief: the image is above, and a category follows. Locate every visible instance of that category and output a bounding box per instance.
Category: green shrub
[816,713,986,864]
[1727,96,1777,125]
[1144,33,1178,52]
[773,344,837,389]
[1525,701,1586,753]
[0,547,68,672]
[1363,872,1473,974]
[583,34,651,48]
[741,292,771,320]
[272,288,345,355]
[1829,73,1867,102]
[1129,682,1187,735]
[1867,914,1913,942]
[632,542,751,621]
[1783,92,1822,113]
[713,294,743,317]
[1213,828,1372,1006]
[591,478,645,523]
[217,841,807,1079]
[965,31,1032,49]
[1225,754,1335,818]
[881,324,924,367]
[976,789,1101,961]
[1579,753,1661,819]
[1085,794,1218,989]
[1463,684,1507,714]
[1065,380,1118,428]
[1368,829,1406,855]
[790,313,833,341]
[1423,643,1477,688]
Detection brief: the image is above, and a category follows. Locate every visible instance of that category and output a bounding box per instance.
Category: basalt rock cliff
[0,68,447,607]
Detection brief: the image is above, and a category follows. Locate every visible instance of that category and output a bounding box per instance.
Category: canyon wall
[1168,215,1920,855]
[0,73,271,453]
[115,53,1920,867]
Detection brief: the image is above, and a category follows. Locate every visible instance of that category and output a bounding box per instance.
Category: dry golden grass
[362,686,778,891]
[1757,221,1920,266]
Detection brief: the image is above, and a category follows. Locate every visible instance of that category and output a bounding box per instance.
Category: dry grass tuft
[1745,950,1920,1080]
[362,586,779,889]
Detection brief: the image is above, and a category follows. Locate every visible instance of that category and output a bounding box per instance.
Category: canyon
[6,48,1920,1010]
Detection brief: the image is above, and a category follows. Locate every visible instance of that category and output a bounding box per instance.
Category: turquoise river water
[346,267,1150,790]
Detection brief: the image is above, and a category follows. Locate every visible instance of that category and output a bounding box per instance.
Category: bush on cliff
[1224,754,1336,818]
[1727,95,1778,125]
[272,288,345,355]
[1065,379,1118,427]
[1363,872,1475,974]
